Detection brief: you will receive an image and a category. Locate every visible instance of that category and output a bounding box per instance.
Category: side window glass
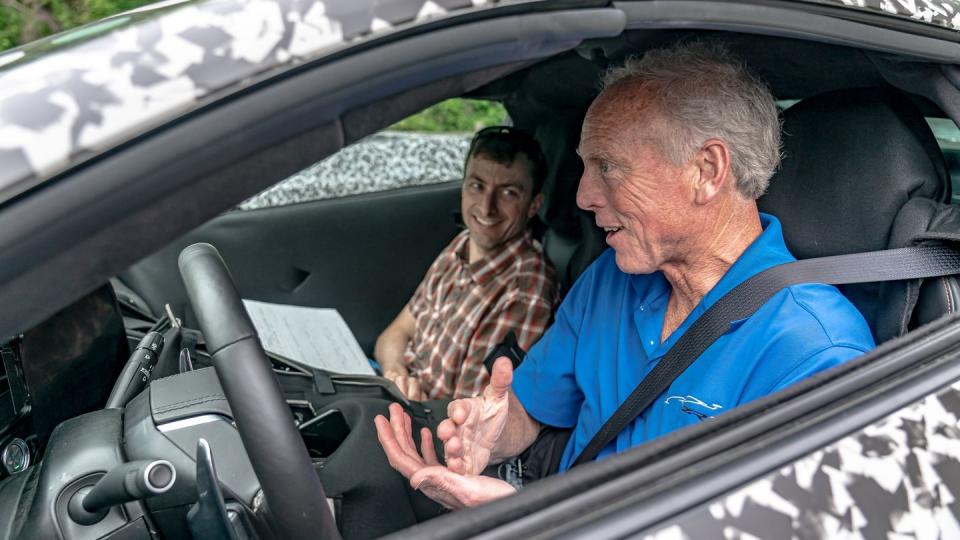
[927,118,960,203]
[239,98,509,210]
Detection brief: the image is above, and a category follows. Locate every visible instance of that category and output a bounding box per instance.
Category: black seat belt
[571,243,960,467]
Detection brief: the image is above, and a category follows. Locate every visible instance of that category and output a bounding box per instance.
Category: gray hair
[601,42,781,199]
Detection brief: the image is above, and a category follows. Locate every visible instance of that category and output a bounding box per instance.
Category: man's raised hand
[374,402,515,509]
[436,357,513,475]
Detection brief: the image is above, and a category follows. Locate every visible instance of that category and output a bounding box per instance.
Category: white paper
[242,299,374,376]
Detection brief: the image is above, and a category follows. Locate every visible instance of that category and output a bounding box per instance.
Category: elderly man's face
[462,152,542,261]
[576,86,697,274]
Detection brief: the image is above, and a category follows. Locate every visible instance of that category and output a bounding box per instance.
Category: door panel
[119,181,463,355]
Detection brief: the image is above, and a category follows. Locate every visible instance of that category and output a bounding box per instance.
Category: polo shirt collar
[456,230,533,286]
[632,213,795,359]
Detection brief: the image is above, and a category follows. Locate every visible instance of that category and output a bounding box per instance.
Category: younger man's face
[461,152,542,262]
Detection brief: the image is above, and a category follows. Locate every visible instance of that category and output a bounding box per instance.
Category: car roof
[0,0,518,205]
[802,0,960,33]
[0,0,958,208]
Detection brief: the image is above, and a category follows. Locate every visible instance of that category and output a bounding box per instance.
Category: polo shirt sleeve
[512,257,602,429]
[768,344,869,393]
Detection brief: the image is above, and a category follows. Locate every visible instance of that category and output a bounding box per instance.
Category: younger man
[374,127,558,400]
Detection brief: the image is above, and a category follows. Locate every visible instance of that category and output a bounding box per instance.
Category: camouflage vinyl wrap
[0,0,495,201]
[646,379,960,539]
[1,0,958,204]
[807,0,960,31]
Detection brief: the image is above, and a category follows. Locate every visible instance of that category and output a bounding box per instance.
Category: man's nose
[576,173,601,211]
[480,190,497,215]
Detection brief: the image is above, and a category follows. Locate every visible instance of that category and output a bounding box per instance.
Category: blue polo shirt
[512,213,874,472]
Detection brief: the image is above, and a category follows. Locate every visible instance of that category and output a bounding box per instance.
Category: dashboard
[0,285,131,538]
[0,280,418,540]
[0,341,31,476]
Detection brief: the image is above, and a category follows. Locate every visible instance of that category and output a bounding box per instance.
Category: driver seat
[758,87,956,343]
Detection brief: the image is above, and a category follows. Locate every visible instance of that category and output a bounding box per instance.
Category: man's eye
[502,188,519,198]
[599,161,611,174]
[469,182,483,191]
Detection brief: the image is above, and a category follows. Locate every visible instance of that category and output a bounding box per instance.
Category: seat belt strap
[571,244,960,467]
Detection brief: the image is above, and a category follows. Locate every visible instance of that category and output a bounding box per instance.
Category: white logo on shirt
[664,395,723,420]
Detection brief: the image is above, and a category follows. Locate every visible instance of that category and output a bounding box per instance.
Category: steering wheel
[178,243,340,540]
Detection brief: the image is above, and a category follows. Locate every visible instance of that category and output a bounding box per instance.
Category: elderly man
[374,126,558,400]
[375,42,875,509]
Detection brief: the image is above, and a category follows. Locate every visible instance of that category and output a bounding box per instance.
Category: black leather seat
[535,117,605,293]
[759,87,956,342]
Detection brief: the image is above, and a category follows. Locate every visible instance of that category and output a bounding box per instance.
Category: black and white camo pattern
[808,0,960,30]
[1,0,957,204]
[238,131,469,209]
[646,381,960,539]
[0,0,493,201]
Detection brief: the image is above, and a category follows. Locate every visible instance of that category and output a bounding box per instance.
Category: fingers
[377,403,445,480]
[374,414,422,478]
[444,435,462,456]
[486,357,514,399]
[408,378,424,401]
[445,456,464,475]
[388,375,408,398]
[392,403,418,457]
[420,428,440,466]
[447,399,472,425]
[436,418,456,441]
[390,375,426,401]
[400,377,414,399]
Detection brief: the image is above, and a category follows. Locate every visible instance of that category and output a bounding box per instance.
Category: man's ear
[527,192,544,219]
[693,139,731,205]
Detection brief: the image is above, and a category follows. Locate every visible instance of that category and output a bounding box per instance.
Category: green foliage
[392,99,508,133]
[0,0,157,52]
[0,7,25,51]
[46,0,155,31]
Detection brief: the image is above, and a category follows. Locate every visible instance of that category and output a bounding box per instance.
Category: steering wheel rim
[178,242,339,540]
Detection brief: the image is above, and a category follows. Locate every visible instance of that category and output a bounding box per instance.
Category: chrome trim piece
[156,414,225,432]
[143,459,176,494]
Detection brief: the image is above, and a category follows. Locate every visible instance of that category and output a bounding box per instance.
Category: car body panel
[804,0,960,32]
[645,377,960,539]
[0,0,502,203]
[1,0,958,207]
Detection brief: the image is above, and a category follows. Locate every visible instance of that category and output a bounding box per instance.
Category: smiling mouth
[602,226,623,241]
[474,216,501,227]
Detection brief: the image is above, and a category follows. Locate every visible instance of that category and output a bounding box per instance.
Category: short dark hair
[466,126,547,195]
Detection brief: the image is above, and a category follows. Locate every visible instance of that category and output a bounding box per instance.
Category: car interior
[2,15,960,540]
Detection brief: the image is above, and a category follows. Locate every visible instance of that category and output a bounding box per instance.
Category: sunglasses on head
[468,126,546,165]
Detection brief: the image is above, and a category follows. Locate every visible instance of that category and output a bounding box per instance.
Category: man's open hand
[436,357,513,475]
[374,403,515,509]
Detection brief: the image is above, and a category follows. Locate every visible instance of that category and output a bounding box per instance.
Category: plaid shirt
[404,230,558,399]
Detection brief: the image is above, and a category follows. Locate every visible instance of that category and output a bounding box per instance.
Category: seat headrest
[535,116,585,237]
[759,87,950,259]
